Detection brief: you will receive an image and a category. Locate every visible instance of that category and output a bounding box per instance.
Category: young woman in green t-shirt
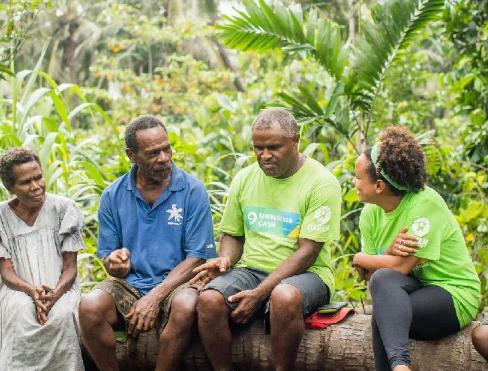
[352,126,480,371]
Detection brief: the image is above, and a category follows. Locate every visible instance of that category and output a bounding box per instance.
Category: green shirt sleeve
[408,202,446,262]
[299,183,341,242]
[359,205,377,255]
[219,171,245,237]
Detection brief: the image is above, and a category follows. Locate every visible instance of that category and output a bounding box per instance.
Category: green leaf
[68,102,97,121]
[303,142,329,161]
[48,90,72,131]
[46,165,63,191]
[38,132,58,168]
[114,330,127,343]
[349,0,445,112]
[79,161,106,188]
[324,82,345,118]
[20,87,51,126]
[0,64,13,79]
[297,85,323,116]
[456,201,483,224]
[275,92,318,120]
[19,40,50,104]
[217,0,347,80]
[343,189,359,204]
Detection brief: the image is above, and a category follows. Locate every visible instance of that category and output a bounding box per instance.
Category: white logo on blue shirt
[167,204,183,225]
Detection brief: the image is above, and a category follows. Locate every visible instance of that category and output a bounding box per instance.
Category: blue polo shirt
[97,164,216,295]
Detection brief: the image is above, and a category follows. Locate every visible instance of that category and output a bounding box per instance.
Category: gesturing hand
[228,289,263,324]
[190,257,231,290]
[107,247,131,278]
[125,292,161,338]
[387,227,419,257]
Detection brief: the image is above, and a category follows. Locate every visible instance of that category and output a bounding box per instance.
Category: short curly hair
[125,115,167,152]
[0,148,41,191]
[252,108,298,138]
[365,126,427,194]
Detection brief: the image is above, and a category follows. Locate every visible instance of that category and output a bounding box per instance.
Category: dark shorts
[204,267,329,330]
[96,277,190,334]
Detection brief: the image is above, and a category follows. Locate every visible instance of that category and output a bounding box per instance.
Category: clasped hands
[29,284,59,325]
[190,257,265,324]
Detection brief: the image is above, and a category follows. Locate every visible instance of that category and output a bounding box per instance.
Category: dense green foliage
[0,0,486,309]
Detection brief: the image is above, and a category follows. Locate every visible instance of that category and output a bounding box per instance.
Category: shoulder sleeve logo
[411,218,430,237]
[314,206,331,225]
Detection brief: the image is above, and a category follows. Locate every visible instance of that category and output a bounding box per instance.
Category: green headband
[370,144,410,191]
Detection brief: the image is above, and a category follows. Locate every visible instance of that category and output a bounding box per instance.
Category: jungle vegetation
[0,0,486,310]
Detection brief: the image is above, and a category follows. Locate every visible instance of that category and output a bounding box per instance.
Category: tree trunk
[110,314,487,371]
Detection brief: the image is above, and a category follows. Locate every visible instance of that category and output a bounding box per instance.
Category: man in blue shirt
[79,115,216,371]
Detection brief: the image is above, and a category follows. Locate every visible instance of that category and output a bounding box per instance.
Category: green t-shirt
[359,186,480,327]
[220,157,342,298]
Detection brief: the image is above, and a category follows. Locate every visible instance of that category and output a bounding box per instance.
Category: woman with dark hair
[0,148,84,370]
[352,126,480,371]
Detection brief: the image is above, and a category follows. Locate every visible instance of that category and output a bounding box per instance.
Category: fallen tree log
[110,314,487,371]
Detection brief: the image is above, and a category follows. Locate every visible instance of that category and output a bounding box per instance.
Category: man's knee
[159,289,198,343]
[472,325,488,359]
[79,289,117,328]
[197,289,227,318]
[270,284,303,320]
[169,288,198,322]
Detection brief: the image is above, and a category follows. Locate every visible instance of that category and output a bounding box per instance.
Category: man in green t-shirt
[191,108,341,371]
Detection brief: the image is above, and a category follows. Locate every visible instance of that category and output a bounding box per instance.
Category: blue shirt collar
[126,163,185,192]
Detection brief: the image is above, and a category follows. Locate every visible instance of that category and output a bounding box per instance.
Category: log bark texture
[114,314,488,371]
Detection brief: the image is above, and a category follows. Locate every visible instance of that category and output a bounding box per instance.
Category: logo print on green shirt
[411,218,430,237]
[314,206,331,224]
[244,206,301,238]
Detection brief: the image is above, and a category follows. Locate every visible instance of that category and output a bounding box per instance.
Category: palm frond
[271,82,328,123]
[272,84,353,139]
[349,0,445,112]
[217,0,347,80]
